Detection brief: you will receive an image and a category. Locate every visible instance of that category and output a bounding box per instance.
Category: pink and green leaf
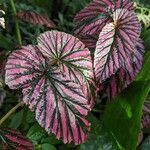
[37,31,93,83]
[74,0,134,36]
[0,128,33,150]
[94,8,141,83]
[76,34,98,49]
[100,39,144,97]
[17,11,56,28]
[5,31,93,144]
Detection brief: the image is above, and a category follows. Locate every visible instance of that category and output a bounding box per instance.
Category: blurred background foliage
[0,0,150,149]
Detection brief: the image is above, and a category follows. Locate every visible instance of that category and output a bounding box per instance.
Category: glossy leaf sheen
[94,8,141,83]
[0,128,33,150]
[103,81,150,149]
[140,135,150,150]
[17,11,56,28]
[5,31,93,144]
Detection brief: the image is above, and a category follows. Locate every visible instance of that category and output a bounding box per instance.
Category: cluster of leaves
[0,0,150,150]
[74,0,144,98]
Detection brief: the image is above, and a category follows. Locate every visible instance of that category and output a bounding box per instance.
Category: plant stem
[0,102,24,126]
[9,0,22,45]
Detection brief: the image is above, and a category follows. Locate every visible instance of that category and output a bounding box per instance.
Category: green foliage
[136,50,150,81]
[27,124,46,143]
[103,81,150,150]
[8,109,24,129]
[41,144,57,150]
[80,113,119,150]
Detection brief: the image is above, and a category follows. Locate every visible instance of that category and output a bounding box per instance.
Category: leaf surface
[17,11,56,28]
[100,39,144,97]
[37,31,93,80]
[74,0,134,36]
[94,8,141,83]
[102,49,150,150]
[5,31,93,144]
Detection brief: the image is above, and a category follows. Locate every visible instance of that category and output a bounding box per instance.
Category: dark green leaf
[41,136,61,145]
[0,34,13,50]
[8,109,24,129]
[59,144,79,150]
[80,113,119,150]
[27,124,45,142]
[25,109,36,123]
[42,144,57,150]
[103,81,150,150]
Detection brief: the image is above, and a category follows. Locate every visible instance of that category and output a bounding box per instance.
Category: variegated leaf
[5,45,44,89]
[74,0,134,36]
[5,31,93,144]
[100,39,144,97]
[0,128,33,150]
[17,11,56,28]
[37,31,93,84]
[94,8,141,83]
